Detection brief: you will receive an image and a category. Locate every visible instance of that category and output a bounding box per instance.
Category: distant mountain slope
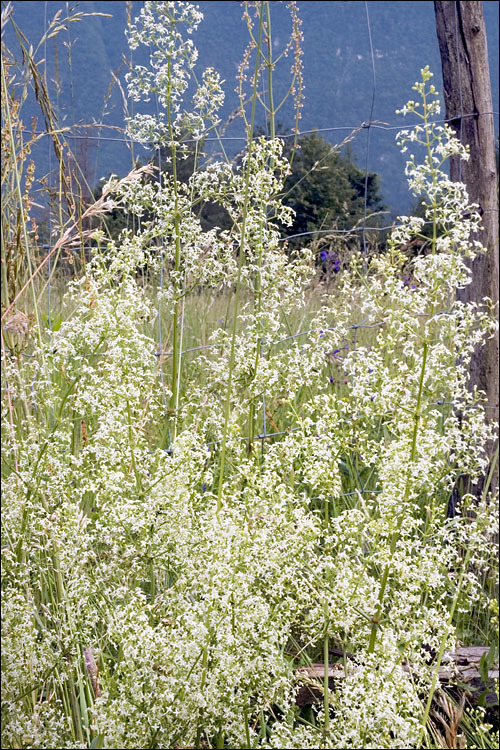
[5,0,499,215]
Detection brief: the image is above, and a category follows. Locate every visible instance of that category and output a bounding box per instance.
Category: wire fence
[29,110,500,143]
[5,0,499,462]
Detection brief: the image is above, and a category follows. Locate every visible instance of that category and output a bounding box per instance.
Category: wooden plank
[295,647,499,711]
[434,1,499,494]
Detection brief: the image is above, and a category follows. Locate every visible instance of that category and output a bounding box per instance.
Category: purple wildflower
[331,254,341,272]
[402,275,416,290]
[331,344,348,361]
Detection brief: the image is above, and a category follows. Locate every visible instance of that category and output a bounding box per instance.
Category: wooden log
[295,646,499,715]
[434,1,499,495]
[296,664,345,707]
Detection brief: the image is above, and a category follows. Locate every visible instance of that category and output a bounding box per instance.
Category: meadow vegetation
[1,2,498,748]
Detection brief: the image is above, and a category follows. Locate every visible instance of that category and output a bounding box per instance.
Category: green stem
[161,23,182,444]
[323,603,330,739]
[368,340,428,654]
[217,3,266,511]
[126,400,142,493]
[243,704,251,749]
[248,2,276,454]
[367,90,441,650]
[265,2,276,144]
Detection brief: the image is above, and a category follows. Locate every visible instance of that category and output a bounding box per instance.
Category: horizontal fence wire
[3,317,447,359]
[36,207,498,252]
[29,110,500,143]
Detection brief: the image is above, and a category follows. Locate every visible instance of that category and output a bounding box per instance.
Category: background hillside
[4,0,499,216]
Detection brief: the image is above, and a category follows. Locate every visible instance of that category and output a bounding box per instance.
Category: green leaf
[479,643,498,684]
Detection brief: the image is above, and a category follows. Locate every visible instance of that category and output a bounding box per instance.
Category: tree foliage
[280,132,385,243]
[91,131,386,251]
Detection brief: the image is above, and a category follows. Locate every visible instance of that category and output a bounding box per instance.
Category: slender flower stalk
[0,54,43,348]
[217,2,266,508]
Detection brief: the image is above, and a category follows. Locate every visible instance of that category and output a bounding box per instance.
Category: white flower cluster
[125,1,223,146]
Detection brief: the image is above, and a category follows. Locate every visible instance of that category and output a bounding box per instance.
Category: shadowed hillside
[4,0,499,214]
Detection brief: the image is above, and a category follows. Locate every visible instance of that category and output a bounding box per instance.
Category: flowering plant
[2,3,498,746]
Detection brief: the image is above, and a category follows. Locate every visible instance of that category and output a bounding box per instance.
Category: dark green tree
[279,132,385,243]
[90,130,385,253]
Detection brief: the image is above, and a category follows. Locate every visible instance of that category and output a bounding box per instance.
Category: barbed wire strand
[28,110,499,144]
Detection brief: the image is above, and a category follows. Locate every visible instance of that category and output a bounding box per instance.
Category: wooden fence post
[434,0,499,493]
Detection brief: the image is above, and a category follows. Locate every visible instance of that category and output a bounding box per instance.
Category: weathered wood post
[434,0,499,493]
